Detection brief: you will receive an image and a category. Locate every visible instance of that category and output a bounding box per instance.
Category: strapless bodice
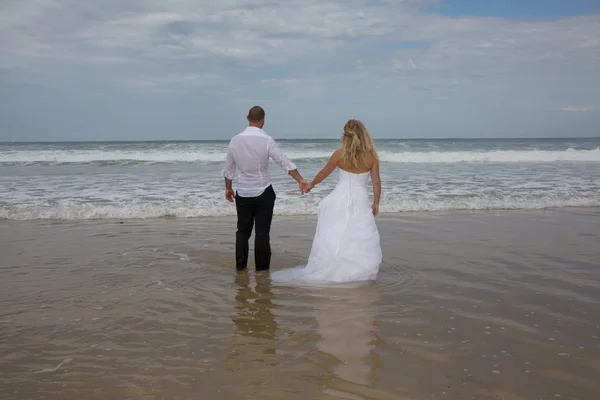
[335,168,370,193]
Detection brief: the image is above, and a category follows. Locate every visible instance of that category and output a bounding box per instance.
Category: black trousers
[235,185,276,271]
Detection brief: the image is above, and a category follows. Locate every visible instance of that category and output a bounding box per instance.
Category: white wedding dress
[271,168,382,285]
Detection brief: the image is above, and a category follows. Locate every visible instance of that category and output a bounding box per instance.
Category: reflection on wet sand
[1,211,599,399]
[310,283,383,399]
[223,272,280,396]
[230,272,278,356]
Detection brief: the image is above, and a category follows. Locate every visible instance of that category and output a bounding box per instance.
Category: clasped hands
[299,180,313,195]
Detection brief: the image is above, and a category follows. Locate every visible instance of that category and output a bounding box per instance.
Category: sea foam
[1,148,599,165]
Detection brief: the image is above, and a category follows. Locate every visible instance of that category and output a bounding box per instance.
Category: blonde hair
[339,119,378,170]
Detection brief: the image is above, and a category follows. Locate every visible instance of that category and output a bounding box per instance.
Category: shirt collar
[241,126,268,136]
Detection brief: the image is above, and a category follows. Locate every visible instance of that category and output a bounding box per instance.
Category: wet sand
[1,210,599,400]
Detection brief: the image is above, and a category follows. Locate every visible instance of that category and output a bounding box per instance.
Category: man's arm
[288,169,305,184]
[268,138,309,191]
[222,145,236,202]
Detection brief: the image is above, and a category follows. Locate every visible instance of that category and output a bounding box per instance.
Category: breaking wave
[1,195,598,220]
[1,148,600,166]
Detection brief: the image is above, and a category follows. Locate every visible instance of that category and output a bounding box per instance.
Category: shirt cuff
[221,168,234,180]
[284,160,297,173]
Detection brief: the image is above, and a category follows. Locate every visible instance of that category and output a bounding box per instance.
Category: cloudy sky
[1,0,599,141]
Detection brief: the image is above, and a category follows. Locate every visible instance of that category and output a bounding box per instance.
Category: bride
[271,119,382,284]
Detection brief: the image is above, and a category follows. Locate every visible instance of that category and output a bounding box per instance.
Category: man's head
[247,105,265,128]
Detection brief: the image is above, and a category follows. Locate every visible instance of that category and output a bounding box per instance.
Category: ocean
[1,137,599,220]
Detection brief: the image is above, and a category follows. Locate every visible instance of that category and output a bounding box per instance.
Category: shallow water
[1,210,599,399]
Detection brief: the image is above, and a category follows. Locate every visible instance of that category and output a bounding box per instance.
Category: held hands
[299,180,313,195]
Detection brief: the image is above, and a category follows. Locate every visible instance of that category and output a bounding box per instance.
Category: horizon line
[1,135,600,144]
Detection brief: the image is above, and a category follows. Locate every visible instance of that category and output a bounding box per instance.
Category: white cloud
[560,107,594,112]
[231,98,273,103]
[0,0,599,101]
[128,73,224,93]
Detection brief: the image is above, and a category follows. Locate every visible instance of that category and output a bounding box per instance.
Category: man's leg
[253,186,276,271]
[235,193,254,271]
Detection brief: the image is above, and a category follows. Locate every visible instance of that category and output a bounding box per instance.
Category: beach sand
[1,210,599,400]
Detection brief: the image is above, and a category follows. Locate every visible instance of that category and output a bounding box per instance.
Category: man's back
[223,105,308,272]
[224,126,296,198]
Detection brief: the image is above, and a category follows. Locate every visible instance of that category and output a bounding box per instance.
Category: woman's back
[269,118,382,285]
[337,150,376,174]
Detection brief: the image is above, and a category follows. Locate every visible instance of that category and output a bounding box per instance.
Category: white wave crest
[0,150,229,164]
[1,148,599,165]
[1,196,598,220]
[377,148,600,163]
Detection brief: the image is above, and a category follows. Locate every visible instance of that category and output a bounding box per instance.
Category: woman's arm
[370,156,381,214]
[310,150,341,188]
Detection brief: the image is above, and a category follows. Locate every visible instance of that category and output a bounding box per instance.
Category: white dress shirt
[222,126,297,198]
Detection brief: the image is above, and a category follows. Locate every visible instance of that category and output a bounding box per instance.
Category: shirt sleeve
[222,143,236,180]
[268,137,297,173]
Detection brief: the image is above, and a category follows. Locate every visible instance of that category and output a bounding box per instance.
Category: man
[223,106,309,272]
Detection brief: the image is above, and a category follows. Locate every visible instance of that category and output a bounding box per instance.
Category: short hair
[247,105,265,122]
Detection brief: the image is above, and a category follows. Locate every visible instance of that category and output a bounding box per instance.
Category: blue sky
[1,0,599,141]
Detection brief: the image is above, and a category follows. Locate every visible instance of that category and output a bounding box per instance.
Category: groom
[223,106,310,271]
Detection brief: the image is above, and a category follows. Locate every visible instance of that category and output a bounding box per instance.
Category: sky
[0,0,599,141]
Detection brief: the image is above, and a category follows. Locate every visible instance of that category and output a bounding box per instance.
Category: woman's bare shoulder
[367,151,378,166]
[330,149,342,163]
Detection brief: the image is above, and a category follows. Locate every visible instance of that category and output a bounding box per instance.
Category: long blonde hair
[339,119,378,170]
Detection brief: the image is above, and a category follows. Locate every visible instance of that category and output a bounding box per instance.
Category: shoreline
[2,205,600,224]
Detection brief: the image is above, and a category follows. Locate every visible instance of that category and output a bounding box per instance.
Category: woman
[271,119,382,284]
